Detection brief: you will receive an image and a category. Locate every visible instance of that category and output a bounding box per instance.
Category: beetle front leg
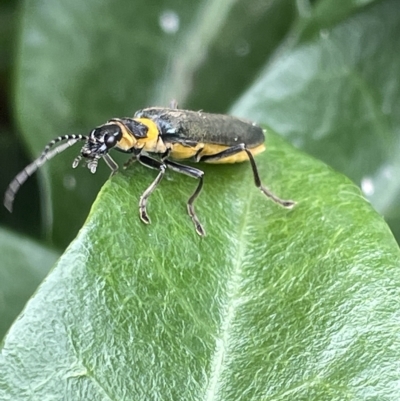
[137,154,167,225]
[103,154,119,176]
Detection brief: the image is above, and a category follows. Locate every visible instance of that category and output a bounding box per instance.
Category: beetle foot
[139,200,151,225]
[187,204,206,236]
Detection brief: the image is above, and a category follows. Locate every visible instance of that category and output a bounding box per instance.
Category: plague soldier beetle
[4,105,295,236]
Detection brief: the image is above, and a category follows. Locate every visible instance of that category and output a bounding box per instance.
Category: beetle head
[75,124,122,173]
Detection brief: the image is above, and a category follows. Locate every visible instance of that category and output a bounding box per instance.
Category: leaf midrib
[202,188,254,400]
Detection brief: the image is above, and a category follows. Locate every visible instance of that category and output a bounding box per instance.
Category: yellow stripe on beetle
[199,143,266,164]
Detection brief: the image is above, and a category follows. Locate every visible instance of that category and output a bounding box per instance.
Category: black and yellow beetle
[4,105,295,236]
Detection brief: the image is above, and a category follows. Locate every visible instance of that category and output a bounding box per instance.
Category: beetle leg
[123,147,144,169]
[103,154,119,176]
[199,144,295,208]
[123,155,137,169]
[164,160,205,237]
[137,154,166,225]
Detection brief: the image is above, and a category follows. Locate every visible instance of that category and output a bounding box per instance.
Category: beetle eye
[105,134,117,148]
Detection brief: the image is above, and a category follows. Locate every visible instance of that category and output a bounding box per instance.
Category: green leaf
[295,0,380,41]
[0,228,59,340]
[1,133,399,399]
[173,0,299,112]
[232,0,400,226]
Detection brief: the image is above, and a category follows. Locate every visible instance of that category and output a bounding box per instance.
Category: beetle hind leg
[199,144,295,208]
[242,147,295,208]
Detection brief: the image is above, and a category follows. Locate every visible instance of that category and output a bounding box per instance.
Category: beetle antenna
[4,135,88,212]
[40,134,88,157]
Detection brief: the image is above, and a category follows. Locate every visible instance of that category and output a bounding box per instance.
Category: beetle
[4,105,295,236]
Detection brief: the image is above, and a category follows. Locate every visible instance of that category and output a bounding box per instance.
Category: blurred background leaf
[0,228,59,340]
[233,0,400,235]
